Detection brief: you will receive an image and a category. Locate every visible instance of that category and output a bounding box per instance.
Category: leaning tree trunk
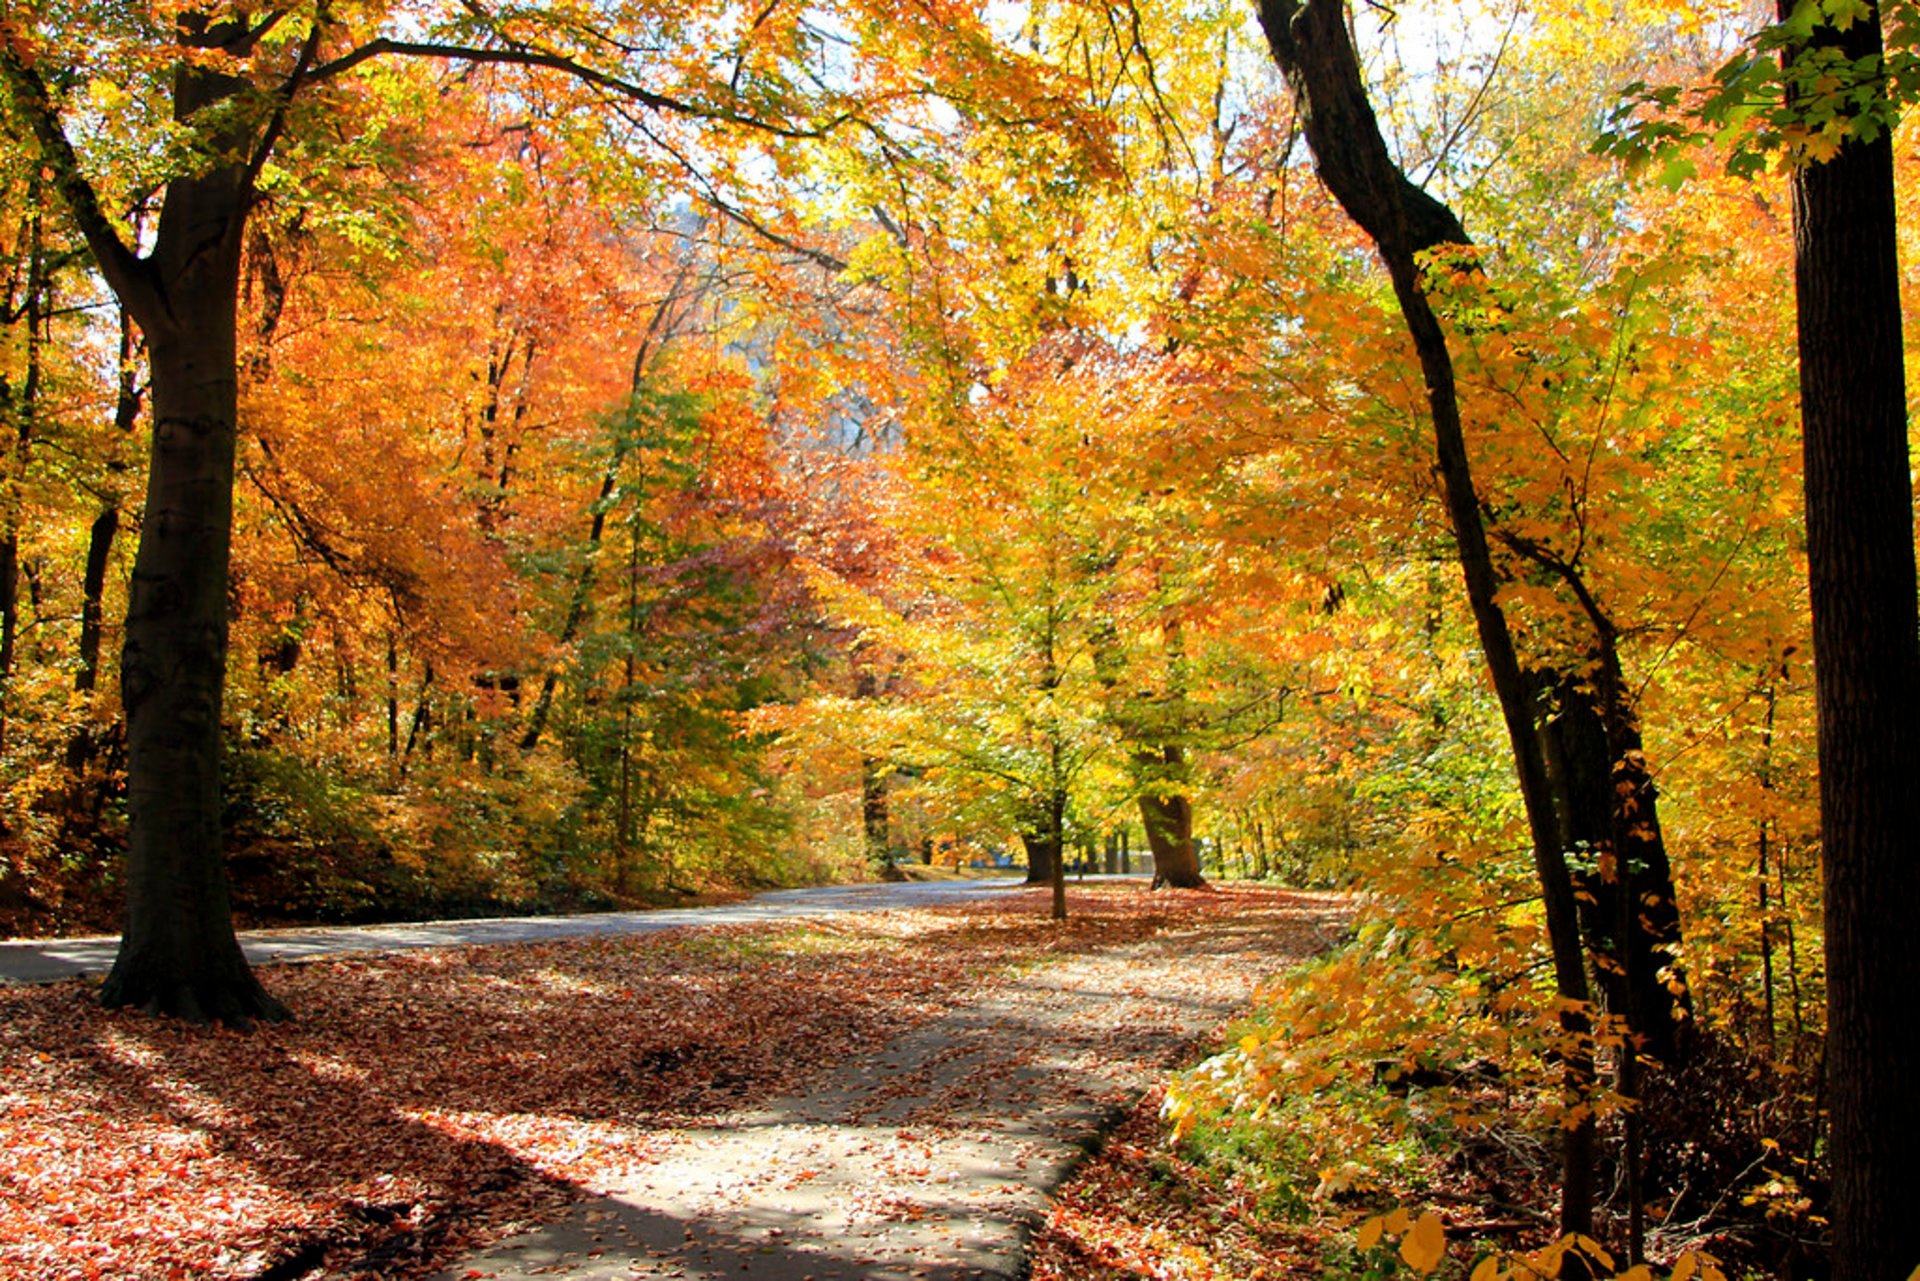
[1782,5,1920,1273]
[1255,0,1596,1233]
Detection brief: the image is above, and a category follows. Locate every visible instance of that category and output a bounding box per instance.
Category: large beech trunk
[1137,749,1205,888]
[102,309,284,1024]
[1783,6,1920,1273]
[69,31,286,1025]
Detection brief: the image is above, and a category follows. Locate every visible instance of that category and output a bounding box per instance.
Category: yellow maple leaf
[1399,1211,1447,1274]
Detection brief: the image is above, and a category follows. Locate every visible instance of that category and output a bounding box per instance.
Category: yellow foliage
[1400,1211,1447,1274]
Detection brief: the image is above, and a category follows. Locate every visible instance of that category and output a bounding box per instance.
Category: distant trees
[0,0,1103,1014]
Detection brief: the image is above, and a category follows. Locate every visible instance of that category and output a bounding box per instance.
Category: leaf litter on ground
[1,884,1342,1281]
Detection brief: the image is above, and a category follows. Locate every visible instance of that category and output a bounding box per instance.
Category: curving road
[0,877,1049,985]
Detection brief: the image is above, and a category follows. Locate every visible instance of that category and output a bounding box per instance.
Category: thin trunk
[1758,676,1778,1055]
[1048,784,1067,921]
[1781,4,1920,1271]
[1256,0,1594,1232]
[853,664,891,868]
[861,759,890,868]
[0,175,48,754]
[614,506,641,889]
[76,303,143,711]
[521,469,616,751]
[1781,840,1803,1050]
[385,634,400,762]
[76,509,121,698]
[521,264,698,754]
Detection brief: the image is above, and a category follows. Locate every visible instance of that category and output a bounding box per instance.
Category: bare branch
[306,37,838,141]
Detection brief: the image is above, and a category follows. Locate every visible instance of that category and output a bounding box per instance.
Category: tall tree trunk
[69,306,145,771]
[102,289,284,1023]
[4,20,296,1024]
[1782,5,1920,1272]
[0,175,47,755]
[1255,0,1595,1232]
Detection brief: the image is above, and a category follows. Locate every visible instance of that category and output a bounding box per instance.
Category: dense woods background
[1,0,1916,1273]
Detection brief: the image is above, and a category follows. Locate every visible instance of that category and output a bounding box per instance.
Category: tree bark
[1137,750,1205,888]
[0,19,293,1024]
[860,757,891,868]
[1780,6,1920,1273]
[69,306,147,772]
[102,283,285,1023]
[0,176,48,755]
[1019,826,1059,885]
[1255,0,1595,1233]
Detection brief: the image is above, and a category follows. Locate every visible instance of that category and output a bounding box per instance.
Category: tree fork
[4,18,290,1025]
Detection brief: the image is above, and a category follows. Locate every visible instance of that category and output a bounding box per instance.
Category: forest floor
[0,883,1348,1281]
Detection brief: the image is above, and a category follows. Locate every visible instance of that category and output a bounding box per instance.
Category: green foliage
[1596,0,1920,177]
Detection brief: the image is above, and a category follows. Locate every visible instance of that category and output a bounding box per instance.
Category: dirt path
[437,897,1344,1281]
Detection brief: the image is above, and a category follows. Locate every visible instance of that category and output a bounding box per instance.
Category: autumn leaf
[1399,1211,1446,1274]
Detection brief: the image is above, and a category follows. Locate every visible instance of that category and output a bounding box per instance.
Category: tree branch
[0,37,156,319]
[306,37,839,141]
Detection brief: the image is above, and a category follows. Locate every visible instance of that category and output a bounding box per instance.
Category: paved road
[0,877,1045,985]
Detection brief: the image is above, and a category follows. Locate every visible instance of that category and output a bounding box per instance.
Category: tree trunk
[101,301,284,1024]
[87,32,285,1026]
[1039,786,1068,920]
[73,301,146,753]
[1539,670,1690,1067]
[1255,0,1595,1233]
[0,182,46,755]
[1021,826,1059,886]
[861,757,891,869]
[1138,756,1205,888]
[1782,5,1920,1272]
